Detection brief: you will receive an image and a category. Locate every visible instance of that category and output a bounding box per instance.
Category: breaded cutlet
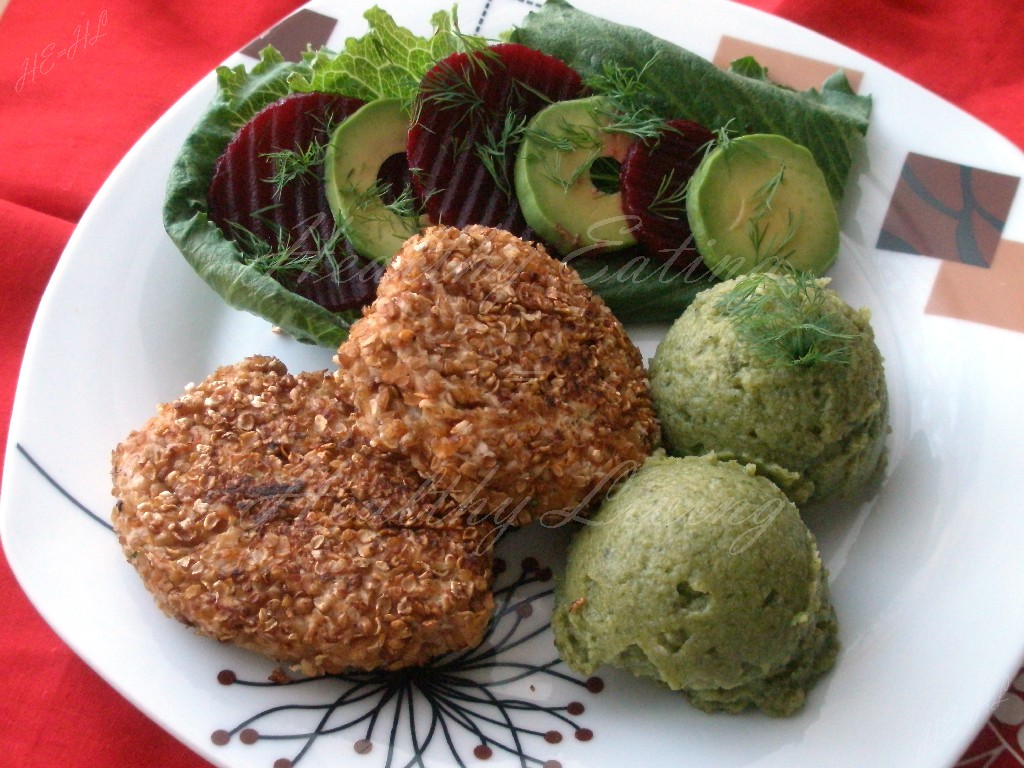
[335,225,659,527]
[111,355,494,675]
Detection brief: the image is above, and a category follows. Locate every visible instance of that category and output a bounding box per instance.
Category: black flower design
[210,558,602,768]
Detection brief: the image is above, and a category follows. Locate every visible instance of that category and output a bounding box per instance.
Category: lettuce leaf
[288,7,486,103]
[510,0,871,201]
[570,251,717,323]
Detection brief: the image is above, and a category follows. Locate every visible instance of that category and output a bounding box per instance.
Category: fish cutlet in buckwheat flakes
[335,225,659,527]
[111,355,494,675]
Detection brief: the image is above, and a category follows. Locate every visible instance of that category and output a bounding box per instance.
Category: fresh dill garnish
[647,168,689,220]
[752,165,786,215]
[538,146,600,194]
[380,183,422,223]
[586,54,670,141]
[435,17,493,57]
[262,139,328,198]
[475,111,529,197]
[709,120,737,153]
[598,107,669,142]
[338,177,422,237]
[509,75,557,110]
[226,213,345,284]
[747,207,800,267]
[525,119,603,155]
[416,58,487,121]
[716,270,858,367]
[525,112,609,194]
[742,161,801,265]
[415,45,501,128]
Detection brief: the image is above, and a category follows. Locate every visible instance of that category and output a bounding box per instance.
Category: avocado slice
[686,133,840,278]
[326,98,422,264]
[515,95,637,255]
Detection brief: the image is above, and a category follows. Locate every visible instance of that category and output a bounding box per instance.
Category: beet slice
[620,119,716,269]
[407,43,587,238]
[208,91,382,313]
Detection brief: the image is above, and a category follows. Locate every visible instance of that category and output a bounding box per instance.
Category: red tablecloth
[1,1,1022,766]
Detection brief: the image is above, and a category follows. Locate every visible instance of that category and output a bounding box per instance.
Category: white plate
[4,1,1024,766]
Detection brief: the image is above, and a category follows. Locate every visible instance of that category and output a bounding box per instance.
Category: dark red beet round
[207,91,382,313]
[407,43,587,238]
[620,119,716,269]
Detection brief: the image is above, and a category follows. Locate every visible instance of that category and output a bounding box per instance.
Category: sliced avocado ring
[515,95,637,255]
[686,133,840,278]
[326,98,423,265]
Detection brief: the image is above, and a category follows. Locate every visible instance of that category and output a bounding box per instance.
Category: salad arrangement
[163,0,871,346]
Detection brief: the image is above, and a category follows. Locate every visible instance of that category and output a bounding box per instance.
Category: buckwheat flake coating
[335,225,659,526]
[111,356,493,675]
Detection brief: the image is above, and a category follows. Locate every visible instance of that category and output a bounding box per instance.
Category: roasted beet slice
[407,43,587,237]
[621,119,716,269]
[208,91,382,312]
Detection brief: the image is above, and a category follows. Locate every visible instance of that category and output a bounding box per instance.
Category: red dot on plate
[516,602,534,618]
[217,670,237,685]
[585,676,605,693]
[474,744,493,759]
[544,730,563,744]
[566,701,585,715]
[210,730,230,746]
[575,728,594,742]
[239,728,259,745]
[273,760,292,768]
[354,739,373,755]
[543,761,563,768]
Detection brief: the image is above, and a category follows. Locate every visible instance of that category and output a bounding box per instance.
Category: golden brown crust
[336,225,659,526]
[111,356,493,675]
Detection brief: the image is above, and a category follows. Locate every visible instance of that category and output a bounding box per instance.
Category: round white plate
[3,1,1024,767]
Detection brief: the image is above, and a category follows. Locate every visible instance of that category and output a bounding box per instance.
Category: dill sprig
[586,54,670,142]
[525,119,603,155]
[742,159,801,265]
[716,270,858,367]
[525,114,609,194]
[261,112,340,198]
[709,120,738,153]
[380,183,422,223]
[227,213,345,285]
[262,139,328,198]
[415,46,500,126]
[475,111,529,197]
[415,60,486,125]
[647,168,689,220]
[337,177,423,238]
